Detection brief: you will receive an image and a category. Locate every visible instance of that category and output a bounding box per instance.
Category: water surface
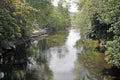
[46,28,81,80]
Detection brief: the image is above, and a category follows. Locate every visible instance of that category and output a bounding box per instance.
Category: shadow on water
[0,30,68,80]
[102,66,120,80]
[0,39,53,80]
[0,44,28,80]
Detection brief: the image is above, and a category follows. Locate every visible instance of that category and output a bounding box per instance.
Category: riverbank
[75,39,115,80]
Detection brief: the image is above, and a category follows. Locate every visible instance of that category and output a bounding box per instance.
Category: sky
[52,0,78,12]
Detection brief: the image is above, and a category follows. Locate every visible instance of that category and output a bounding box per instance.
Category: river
[46,28,81,80]
[0,27,81,80]
[0,27,117,80]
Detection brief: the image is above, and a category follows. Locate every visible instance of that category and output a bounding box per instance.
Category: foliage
[47,7,70,32]
[75,0,120,66]
[76,0,114,40]
[100,0,120,66]
[105,38,120,66]
[0,0,37,48]
[26,0,70,31]
[26,0,53,27]
[74,0,91,38]
[0,0,70,49]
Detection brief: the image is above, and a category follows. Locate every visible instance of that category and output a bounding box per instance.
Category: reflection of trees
[0,44,27,80]
[48,46,69,59]
[74,40,114,80]
[33,39,50,64]
[28,39,53,80]
[0,40,53,80]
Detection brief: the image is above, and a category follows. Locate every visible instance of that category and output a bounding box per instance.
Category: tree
[26,0,53,28]
[75,0,120,66]
[0,0,37,49]
[26,0,70,32]
[104,0,120,66]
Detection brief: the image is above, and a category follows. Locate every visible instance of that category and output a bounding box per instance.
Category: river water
[46,28,81,80]
[0,27,117,80]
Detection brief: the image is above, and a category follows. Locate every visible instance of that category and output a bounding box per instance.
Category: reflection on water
[74,39,120,80]
[0,30,69,80]
[74,60,93,80]
[0,39,53,80]
[0,44,28,80]
[0,28,118,80]
[47,28,81,80]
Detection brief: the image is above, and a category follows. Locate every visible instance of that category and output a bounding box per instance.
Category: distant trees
[75,0,120,66]
[48,3,70,32]
[26,0,70,31]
